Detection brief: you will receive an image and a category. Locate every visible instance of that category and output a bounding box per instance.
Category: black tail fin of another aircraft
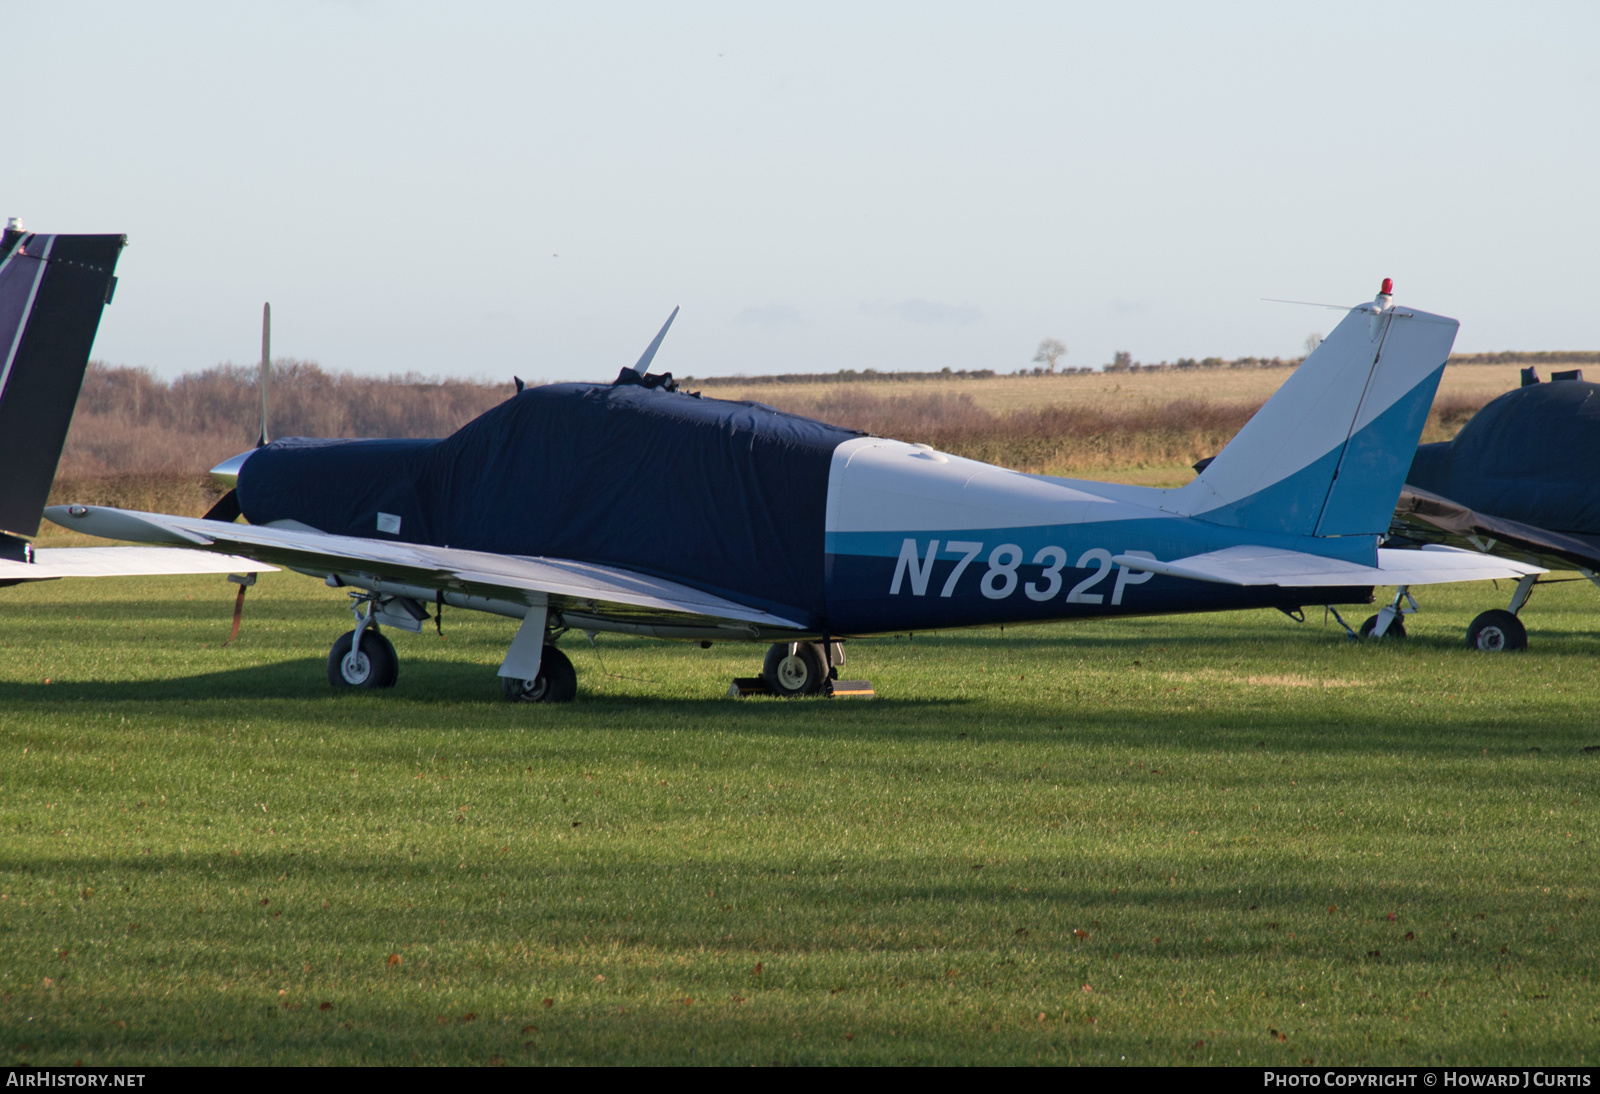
[0,227,125,553]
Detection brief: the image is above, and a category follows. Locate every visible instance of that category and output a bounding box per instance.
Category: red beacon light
[1379,277,1394,296]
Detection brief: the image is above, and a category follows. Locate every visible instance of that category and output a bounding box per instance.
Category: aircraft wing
[45,505,807,634]
[0,546,277,585]
[1111,544,1544,587]
[1390,485,1600,574]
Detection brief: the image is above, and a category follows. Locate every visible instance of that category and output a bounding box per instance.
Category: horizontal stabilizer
[0,547,277,582]
[1110,545,1542,588]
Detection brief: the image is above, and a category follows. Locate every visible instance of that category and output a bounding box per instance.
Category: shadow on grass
[0,846,1548,977]
[847,624,1560,657]
[5,615,1596,758]
[0,657,985,732]
[3,663,1590,766]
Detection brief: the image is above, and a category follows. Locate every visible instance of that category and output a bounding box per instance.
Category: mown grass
[1,572,1596,1066]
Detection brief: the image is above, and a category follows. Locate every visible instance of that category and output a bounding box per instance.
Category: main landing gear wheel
[762,642,828,697]
[501,645,577,703]
[1358,615,1407,640]
[328,628,399,688]
[1466,609,1527,652]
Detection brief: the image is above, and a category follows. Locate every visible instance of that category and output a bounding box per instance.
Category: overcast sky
[6,1,1597,382]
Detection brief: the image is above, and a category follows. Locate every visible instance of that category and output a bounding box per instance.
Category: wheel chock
[826,679,875,698]
[726,677,876,698]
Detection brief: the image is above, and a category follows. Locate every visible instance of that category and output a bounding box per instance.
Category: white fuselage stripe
[824,435,1169,536]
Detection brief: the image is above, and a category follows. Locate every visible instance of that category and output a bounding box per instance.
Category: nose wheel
[328,591,400,689]
[328,627,399,688]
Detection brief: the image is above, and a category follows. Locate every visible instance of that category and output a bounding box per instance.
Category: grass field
[1,571,1596,1066]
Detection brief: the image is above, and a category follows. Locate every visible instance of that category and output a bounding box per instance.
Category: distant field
[703,362,1547,415]
[45,358,1590,516]
[1,572,1595,1065]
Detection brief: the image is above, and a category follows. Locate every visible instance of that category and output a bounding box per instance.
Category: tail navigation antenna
[257,302,270,448]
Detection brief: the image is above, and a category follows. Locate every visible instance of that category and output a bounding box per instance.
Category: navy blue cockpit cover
[236,383,862,625]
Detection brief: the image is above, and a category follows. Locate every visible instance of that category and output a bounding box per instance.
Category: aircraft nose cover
[236,383,861,626]
[1406,381,1600,534]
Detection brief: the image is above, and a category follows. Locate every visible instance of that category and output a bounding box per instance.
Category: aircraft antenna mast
[257,302,270,448]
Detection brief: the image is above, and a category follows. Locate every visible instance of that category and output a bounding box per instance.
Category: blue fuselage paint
[822,514,1374,634]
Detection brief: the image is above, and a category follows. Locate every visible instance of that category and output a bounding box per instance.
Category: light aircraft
[1387,368,1600,650]
[1,226,1542,700]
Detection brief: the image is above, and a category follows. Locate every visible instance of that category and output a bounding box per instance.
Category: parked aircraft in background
[1389,369,1600,650]
[1,226,1542,699]
[0,223,272,589]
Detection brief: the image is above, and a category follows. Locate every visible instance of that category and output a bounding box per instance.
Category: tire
[1358,615,1407,640]
[328,628,399,689]
[762,642,827,697]
[501,645,577,703]
[1466,609,1527,652]
[367,631,399,687]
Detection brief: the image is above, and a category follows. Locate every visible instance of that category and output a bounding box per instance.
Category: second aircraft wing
[0,546,277,585]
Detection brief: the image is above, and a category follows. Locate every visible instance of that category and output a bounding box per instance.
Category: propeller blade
[256,302,271,448]
[203,489,243,523]
[631,306,680,375]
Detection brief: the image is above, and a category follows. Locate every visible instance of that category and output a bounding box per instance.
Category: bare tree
[1304,332,1323,354]
[1032,338,1067,373]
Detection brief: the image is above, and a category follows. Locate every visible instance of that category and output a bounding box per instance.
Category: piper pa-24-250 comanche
[0,227,1543,700]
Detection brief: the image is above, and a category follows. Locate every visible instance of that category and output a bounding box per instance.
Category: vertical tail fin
[1170,284,1457,541]
[0,229,126,549]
